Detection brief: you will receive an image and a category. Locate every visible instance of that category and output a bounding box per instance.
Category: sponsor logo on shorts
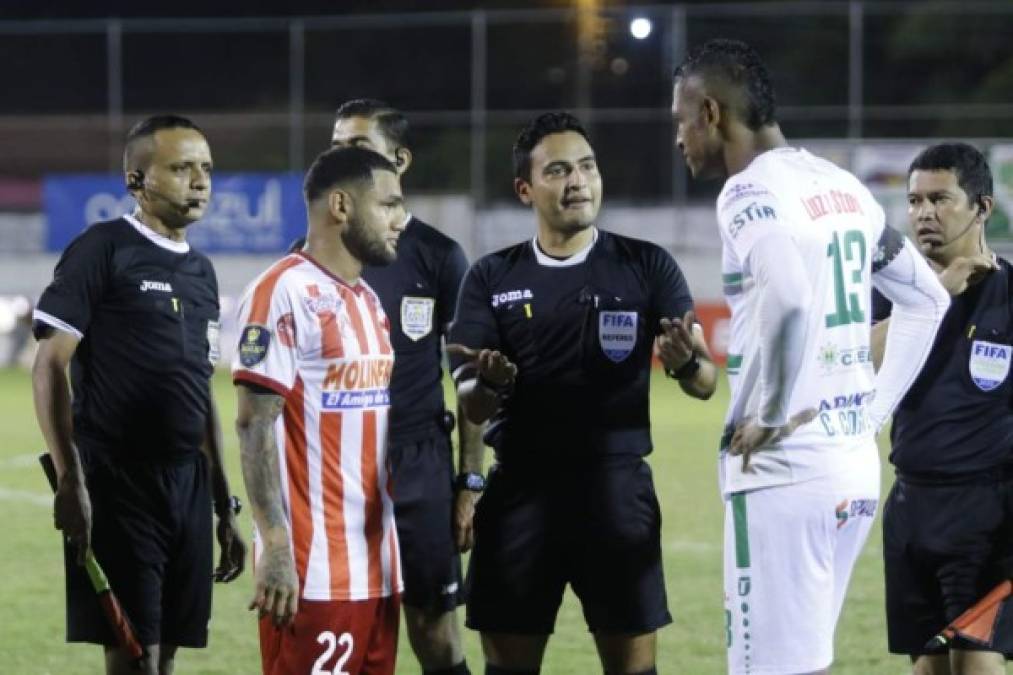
[969,340,1010,391]
[238,325,271,367]
[401,296,434,342]
[817,342,872,375]
[599,310,637,362]
[491,288,533,308]
[835,498,877,528]
[139,280,172,293]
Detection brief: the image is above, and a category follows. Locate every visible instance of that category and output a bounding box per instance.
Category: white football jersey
[718,147,884,495]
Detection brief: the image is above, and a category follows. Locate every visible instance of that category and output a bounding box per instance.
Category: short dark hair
[674,39,777,131]
[303,146,397,203]
[512,112,591,181]
[123,114,204,171]
[335,98,409,149]
[909,142,993,211]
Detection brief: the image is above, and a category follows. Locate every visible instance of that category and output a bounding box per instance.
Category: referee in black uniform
[872,143,1012,674]
[329,99,484,675]
[447,112,717,675]
[32,115,245,675]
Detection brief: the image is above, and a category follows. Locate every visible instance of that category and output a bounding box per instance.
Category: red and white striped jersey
[232,251,401,601]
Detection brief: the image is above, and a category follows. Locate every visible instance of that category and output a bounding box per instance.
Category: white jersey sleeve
[718,180,811,427]
[869,228,950,430]
[232,270,300,396]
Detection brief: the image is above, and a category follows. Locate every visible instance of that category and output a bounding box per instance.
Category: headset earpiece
[127,170,145,191]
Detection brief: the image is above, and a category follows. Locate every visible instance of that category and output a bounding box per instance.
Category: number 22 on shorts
[312,631,354,675]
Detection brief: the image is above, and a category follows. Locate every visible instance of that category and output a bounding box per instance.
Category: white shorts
[723,467,879,674]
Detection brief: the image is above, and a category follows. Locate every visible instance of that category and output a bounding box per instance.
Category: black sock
[425,662,471,675]
[485,665,539,675]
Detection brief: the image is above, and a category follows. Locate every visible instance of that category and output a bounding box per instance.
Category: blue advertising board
[43,173,307,253]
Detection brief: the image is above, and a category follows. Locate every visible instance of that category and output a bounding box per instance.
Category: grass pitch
[0,368,917,673]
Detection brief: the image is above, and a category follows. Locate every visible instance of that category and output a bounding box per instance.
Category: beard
[342,214,395,266]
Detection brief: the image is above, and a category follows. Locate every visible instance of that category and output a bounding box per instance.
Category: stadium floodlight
[630,17,652,40]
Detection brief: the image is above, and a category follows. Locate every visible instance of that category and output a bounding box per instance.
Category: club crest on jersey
[599,311,637,362]
[401,296,434,342]
[969,340,1010,391]
[206,320,221,365]
[238,325,271,367]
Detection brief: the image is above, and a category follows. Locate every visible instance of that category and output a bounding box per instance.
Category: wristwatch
[454,472,487,493]
[666,351,701,381]
[215,495,242,518]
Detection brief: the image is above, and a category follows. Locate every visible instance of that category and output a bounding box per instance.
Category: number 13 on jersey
[825,229,867,328]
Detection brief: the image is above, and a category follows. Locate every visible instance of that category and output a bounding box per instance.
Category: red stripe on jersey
[320,409,350,596]
[338,286,371,353]
[284,376,312,590]
[233,371,291,398]
[363,291,393,355]
[249,255,302,325]
[360,410,383,593]
[308,284,344,359]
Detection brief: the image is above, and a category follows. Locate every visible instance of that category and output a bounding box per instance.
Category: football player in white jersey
[672,39,950,674]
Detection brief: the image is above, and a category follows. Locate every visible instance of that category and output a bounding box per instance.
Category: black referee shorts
[66,452,213,648]
[466,455,671,635]
[387,433,464,612]
[884,473,1013,657]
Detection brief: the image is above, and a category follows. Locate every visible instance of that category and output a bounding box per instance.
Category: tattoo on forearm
[238,393,288,532]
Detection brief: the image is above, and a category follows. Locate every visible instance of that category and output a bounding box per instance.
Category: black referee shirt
[873,257,1013,475]
[362,216,469,444]
[449,229,694,464]
[34,216,220,460]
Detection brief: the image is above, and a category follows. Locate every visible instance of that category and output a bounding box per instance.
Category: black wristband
[666,351,701,380]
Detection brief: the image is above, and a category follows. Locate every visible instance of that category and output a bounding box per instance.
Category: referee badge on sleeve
[207,320,221,366]
[599,310,638,362]
[969,340,1011,391]
[401,296,434,341]
[239,325,271,367]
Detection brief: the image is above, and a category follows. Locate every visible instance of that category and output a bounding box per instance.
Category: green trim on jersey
[731,492,751,568]
[727,353,743,375]
[722,272,744,296]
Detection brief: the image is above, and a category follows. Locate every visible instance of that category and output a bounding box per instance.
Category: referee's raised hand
[658,309,697,373]
[445,344,517,387]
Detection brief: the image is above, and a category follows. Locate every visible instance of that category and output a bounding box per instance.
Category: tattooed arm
[235,384,298,627]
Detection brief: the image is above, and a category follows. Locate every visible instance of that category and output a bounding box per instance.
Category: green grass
[0,368,917,674]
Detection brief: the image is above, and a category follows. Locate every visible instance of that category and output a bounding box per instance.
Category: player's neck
[724,124,787,176]
[535,224,595,258]
[305,236,363,285]
[133,209,186,242]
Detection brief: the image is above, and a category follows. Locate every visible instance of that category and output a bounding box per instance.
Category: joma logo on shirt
[139,280,173,293]
[730,202,775,238]
[491,289,533,308]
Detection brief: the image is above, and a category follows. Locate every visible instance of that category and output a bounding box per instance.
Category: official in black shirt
[330,99,482,675]
[32,116,245,675]
[448,112,717,675]
[872,143,1013,673]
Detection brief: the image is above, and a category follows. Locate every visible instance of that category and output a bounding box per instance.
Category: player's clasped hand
[213,514,247,583]
[445,344,517,387]
[250,542,299,628]
[729,408,818,472]
[54,471,92,566]
[934,253,998,296]
[658,310,697,372]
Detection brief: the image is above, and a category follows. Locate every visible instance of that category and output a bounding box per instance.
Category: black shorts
[883,475,1013,657]
[388,433,463,612]
[66,452,213,648]
[465,455,671,635]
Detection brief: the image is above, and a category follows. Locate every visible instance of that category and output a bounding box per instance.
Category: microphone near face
[127,170,202,214]
[919,202,985,255]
